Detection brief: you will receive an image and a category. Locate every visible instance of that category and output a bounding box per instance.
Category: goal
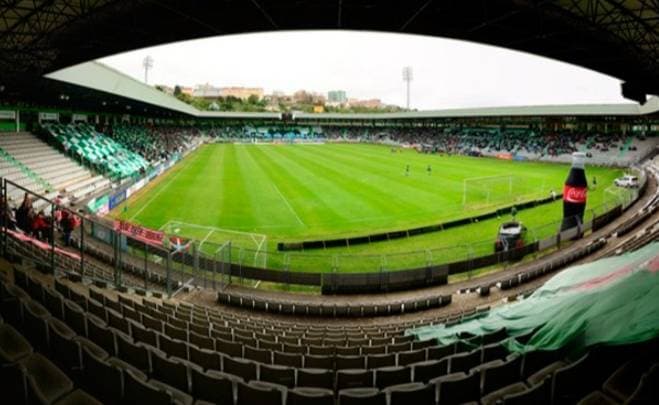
[462,174,548,210]
[161,220,268,268]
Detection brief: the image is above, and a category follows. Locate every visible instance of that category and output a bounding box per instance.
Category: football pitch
[113,143,624,273]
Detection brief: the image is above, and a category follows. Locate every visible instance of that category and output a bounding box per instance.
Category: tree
[174,85,182,96]
[247,94,260,104]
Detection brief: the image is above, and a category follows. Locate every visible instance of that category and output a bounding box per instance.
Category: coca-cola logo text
[563,185,587,203]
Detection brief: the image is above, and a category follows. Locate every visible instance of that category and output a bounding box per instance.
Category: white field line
[270,183,305,226]
[129,160,191,221]
[166,219,266,240]
[200,229,215,245]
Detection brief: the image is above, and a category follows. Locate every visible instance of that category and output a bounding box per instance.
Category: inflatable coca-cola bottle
[560,152,588,231]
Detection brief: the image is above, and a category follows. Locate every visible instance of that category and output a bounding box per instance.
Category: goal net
[462,174,549,210]
[161,221,267,268]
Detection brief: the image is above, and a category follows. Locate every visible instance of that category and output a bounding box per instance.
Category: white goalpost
[462,174,548,209]
[161,220,268,268]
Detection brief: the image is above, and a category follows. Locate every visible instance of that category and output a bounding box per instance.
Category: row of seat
[5,263,659,404]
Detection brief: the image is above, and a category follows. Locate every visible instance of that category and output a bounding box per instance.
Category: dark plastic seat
[482,354,522,395]
[44,288,65,320]
[412,359,449,383]
[216,337,243,357]
[398,349,426,366]
[260,363,296,387]
[367,353,396,369]
[375,366,412,390]
[22,352,74,404]
[522,349,563,378]
[481,382,529,405]
[305,354,334,369]
[188,332,213,351]
[245,345,272,364]
[338,387,386,405]
[189,345,222,371]
[448,348,482,374]
[274,351,303,368]
[483,342,510,363]
[151,351,191,393]
[336,354,366,370]
[238,380,285,405]
[123,368,173,404]
[501,377,548,405]
[435,370,480,405]
[149,378,194,405]
[157,333,189,360]
[47,318,81,371]
[296,368,334,390]
[337,369,374,390]
[86,315,116,355]
[287,387,334,405]
[223,356,258,381]
[53,389,103,405]
[80,344,123,403]
[384,382,435,405]
[115,331,151,373]
[190,367,240,404]
[602,358,652,402]
[427,344,454,361]
[0,323,33,365]
[22,299,51,351]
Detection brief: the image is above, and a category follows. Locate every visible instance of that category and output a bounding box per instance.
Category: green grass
[113,143,625,273]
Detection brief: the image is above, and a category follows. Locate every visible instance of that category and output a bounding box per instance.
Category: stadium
[0,2,658,405]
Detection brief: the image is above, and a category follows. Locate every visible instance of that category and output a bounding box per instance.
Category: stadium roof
[1,0,658,105]
[46,62,659,120]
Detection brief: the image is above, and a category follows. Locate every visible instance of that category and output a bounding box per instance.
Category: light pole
[143,56,154,84]
[402,66,413,110]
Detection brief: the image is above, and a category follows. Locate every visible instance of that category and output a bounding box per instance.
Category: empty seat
[47,318,81,372]
[337,369,374,390]
[500,377,548,405]
[481,382,529,405]
[216,338,243,357]
[296,368,334,390]
[238,380,285,405]
[375,366,412,390]
[260,364,296,387]
[190,367,240,405]
[0,323,33,365]
[367,353,396,369]
[427,344,454,361]
[131,321,158,347]
[22,353,74,404]
[274,351,303,368]
[123,368,173,404]
[384,382,434,405]
[151,351,191,393]
[434,371,480,405]
[338,387,386,405]
[481,354,522,395]
[336,355,366,370]
[287,387,334,405]
[305,354,334,369]
[602,358,652,402]
[448,348,482,373]
[157,333,189,360]
[22,299,51,351]
[412,359,449,383]
[398,349,426,366]
[245,345,272,364]
[53,389,102,405]
[223,356,258,382]
[86,316,115,355]
[115,331,151,373]
[189,345,222,371]
[81,345,123,403]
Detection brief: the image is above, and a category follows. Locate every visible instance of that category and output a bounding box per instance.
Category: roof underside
[1,1,658,95]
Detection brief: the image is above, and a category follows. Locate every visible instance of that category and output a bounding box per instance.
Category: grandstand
[1,1,659,404]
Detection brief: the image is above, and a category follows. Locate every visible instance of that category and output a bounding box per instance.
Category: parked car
[495,221,527,252]
[614,174,639,188]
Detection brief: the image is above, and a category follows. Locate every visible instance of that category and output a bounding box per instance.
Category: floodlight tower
[143,55,154,84]
[402,66,413,110]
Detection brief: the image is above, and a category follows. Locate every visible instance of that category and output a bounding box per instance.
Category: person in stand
[31,210,48,240]
[16,193,32,232]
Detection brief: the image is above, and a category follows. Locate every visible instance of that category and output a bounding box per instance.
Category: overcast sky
[99,30,631,110]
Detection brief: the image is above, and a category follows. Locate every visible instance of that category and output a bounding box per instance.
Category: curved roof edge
[46,61,659,120]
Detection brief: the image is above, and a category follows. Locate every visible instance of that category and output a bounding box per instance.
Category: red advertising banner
[113,221,164,246]
[496,152,513,160]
